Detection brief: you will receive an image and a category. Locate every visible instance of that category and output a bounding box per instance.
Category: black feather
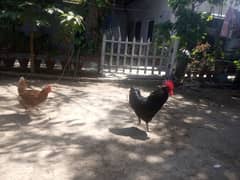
[129,87,169,124]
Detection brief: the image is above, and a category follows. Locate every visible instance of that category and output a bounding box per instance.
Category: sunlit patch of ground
[0,78,239,180]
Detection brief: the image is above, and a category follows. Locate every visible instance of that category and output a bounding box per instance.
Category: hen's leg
[138,117,141,125]
[146,122,149,132]
[21,102,29,110]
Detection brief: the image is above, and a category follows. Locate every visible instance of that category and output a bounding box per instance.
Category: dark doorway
[147,20,154,41]
[135,21,142,40]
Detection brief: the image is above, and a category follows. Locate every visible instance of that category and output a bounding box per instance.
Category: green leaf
[207,15,213,21]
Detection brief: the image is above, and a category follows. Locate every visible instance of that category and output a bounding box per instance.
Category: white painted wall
[196,1,229,16]
[126,0,173,40]
[110,0,231,40]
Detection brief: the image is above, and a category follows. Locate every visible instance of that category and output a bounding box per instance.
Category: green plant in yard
[58,10,85,74]
[233,60,240,88]
[190,42,215,76]
[0,0,60,72]
[154,21,173,46]
[234,60,240,70]
[166,0,231,83]
[0,0,110,73]
[59,11,84,42]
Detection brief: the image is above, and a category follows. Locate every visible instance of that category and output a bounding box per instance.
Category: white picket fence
[100,34,179,78]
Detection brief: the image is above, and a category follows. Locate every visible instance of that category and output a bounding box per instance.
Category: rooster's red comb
[45,84,52,92]
[164,80,174,95]
[164,80,174,89]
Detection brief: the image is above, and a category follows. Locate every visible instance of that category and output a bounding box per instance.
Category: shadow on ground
[109,127,149,141]
[0,77,239,180]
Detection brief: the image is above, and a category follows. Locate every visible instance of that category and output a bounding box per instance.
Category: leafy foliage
[166,0,231,80]
[175,9,210,50]
[0,0,109,48]
[60,11,84,41]
[167,0,227,49]
[190,42,215,73]
[154,21,173,45]
[234,60,240,70]
[95,0,110,7]
[168,0,224,12]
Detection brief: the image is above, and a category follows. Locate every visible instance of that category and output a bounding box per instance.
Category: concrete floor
[0,78,239,180]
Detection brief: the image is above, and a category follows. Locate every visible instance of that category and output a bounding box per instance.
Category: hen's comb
[46,84,52,92]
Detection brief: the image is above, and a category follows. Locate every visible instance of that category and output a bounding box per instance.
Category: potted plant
[19,58,29,70]
[46,56,55,70]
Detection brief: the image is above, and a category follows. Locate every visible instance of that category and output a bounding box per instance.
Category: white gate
[100,34,179,78]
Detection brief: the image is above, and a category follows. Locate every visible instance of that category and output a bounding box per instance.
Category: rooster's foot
[138,117,141,125]
[146,123,149,132]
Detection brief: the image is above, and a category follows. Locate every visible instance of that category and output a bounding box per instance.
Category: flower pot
[19,58,29,70]
[46,58,55,70]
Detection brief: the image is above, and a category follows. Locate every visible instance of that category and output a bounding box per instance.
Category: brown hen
[18,77,52,108]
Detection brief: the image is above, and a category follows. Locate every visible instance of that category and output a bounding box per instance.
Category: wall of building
[196,1,228,17]
[126,0,173,41]
[109,0,231,41]
[110,9,128,38]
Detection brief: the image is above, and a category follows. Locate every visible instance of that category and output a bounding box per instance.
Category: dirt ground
[0,77,239,180]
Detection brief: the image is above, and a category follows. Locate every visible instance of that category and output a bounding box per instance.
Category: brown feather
[20,88,50,107]
[17,77,51,108]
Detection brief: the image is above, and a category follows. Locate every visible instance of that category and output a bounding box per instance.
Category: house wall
[196,1,229,16]
[110,0,231,41]
[126,0,173,41]
[110,9,128,38]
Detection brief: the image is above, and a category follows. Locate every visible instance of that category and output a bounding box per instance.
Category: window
[135,21,142,40]
[147,20,154,41]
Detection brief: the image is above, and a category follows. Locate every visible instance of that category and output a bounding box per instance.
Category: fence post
[109,36,114,72]
[152,41,157,75]
[130,37,136,73]
[158,42,165,75]
[144,38,150,74]
[116,35,121,72]
[167,38,179,79]
[137,37,143,74]
[99,34,106,74]
[123,37,128,73]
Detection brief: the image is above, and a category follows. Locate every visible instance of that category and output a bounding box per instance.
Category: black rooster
[129,80,174,131]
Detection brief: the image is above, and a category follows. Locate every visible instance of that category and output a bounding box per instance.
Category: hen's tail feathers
[18,77,28,95]
[18,77,25,84]
[18,76,27,86]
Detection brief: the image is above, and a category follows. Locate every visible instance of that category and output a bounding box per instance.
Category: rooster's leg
[146,122,149,132]
[138,117,141,125]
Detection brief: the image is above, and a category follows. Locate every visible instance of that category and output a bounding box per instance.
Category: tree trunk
[30,31,35,73]
[74,48,81,77]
